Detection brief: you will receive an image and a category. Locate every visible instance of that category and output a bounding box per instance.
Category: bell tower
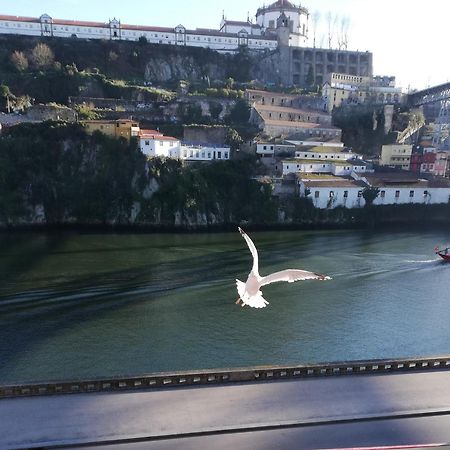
[276,11,290,47]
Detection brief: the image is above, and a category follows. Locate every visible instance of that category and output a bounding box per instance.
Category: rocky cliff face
[145,56,227,83]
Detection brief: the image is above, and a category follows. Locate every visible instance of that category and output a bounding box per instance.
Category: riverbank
[1,202,450,233]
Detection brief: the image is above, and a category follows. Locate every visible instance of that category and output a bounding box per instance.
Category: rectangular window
[381,190,385,198]
[343,191,348,198]
[409,190,414,197]
[395,190,400,198]
[424,190,428,197]
[358,191,362,198]
[315,191,320,198]
[329,191,334,198]
[145,140,149,146]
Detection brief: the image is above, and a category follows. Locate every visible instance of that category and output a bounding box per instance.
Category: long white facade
[299,173,450,209]
[0,13,278,53]
[180,144,230,162]
[283,159,369,176]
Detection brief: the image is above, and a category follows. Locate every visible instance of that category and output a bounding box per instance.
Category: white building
[139,130,230,162]
[322,72,404,112]
[255,0,308,46]
[283,159,369,176]
[0,2,315,53]
[359,173,450,207]
[380,144,413,170]
[180,144,230,162]
[298,172,450,209]
[139,130,180,158]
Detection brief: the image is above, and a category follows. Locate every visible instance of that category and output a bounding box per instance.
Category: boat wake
[405,259,438,264]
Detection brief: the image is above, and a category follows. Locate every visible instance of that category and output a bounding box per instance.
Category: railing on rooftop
[1,355,450,399]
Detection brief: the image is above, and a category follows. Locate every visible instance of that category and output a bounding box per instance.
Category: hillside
[0,35,268,99]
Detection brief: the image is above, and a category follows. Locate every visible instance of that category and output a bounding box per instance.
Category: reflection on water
[1,229,450,384]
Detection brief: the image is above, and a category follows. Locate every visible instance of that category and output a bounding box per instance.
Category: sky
[2,0,449,91]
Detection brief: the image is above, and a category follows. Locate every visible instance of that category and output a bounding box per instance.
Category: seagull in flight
[236,227,331,308]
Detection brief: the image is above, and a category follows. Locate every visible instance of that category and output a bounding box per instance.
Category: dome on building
[268,0,298,10]
[257,0,307,15]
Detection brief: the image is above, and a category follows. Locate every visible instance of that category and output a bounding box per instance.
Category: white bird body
[236,227,331,308]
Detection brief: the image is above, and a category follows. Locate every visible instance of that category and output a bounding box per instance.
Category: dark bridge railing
[1,355,450,399]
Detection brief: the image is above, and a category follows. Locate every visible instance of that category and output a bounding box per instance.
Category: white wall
[180,145,230,161]
[283,161,367,176]
[301,184,365,209]
[0,16,278,52]
[299,182,450,209]
[140,138,180,158]
[373,186,450,206]
[294,150,358,160]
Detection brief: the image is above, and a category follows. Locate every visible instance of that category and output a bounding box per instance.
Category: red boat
[435,246,450,261]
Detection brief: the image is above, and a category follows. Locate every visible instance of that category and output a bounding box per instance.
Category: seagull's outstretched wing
[260,269,331,287]
[238,227,259,275]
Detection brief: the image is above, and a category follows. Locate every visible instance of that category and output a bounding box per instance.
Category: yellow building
[82,119,140,141]
[322,73,403,112]
[322,73,371,112]
[380,144,412,170]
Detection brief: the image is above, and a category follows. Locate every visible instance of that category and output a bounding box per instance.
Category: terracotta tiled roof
[140,129,163,137]
[263,119,339,130]
[223,20,261,28]
[122,24,173,32]
[255,104,329,115]
[140,130,178,142]
[0,14,38,23]
[53,19,108,28]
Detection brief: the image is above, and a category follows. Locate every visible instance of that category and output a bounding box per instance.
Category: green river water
[1,229,449,384]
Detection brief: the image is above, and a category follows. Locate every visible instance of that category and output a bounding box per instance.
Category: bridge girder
[408,82,450,107]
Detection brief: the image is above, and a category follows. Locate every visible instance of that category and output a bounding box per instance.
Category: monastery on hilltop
[0,0,373,87]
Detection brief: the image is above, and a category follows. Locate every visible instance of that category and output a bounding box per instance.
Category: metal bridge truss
[408,82,450,107]
[432,98,450,149]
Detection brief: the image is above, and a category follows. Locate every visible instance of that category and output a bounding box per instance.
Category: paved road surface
[2,370,450,449]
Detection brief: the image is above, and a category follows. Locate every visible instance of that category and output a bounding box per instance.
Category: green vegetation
[0,122,276,227]
[362,187,380,206]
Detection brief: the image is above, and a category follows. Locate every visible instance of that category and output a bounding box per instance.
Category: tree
[362,187,380,206]
[226,99,250,125]
[138,36,148,45]
[209,101,223,122]
[326,12,338,49]
[225,128,243,151]
[0,85,14,113]
[30,43,54,69]
[10,51,29,72]
[311,11,320,48]
[225,77,235,89]
[305,65,314,88]
[337,16,351,50]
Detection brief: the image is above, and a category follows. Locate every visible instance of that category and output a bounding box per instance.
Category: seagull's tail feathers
[236,279,269,308]
[245,291,269,308]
